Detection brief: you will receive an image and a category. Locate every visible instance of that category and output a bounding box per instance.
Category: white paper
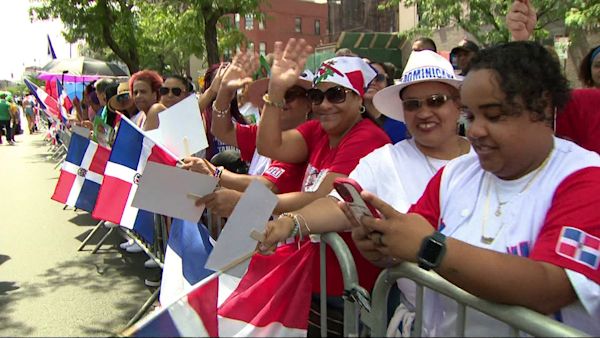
[132,162,218,222]
[158,95,208,158]
[145,128,164,145]
[205,180,277,277]
[72,125,91,138]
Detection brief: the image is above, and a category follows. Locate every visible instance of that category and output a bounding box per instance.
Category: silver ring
[370,232,384,246]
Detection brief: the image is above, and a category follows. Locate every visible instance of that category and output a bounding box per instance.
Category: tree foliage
[382,0,599,46]
[30,0,262,75]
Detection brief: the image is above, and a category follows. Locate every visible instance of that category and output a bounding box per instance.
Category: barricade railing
[367,262,590,337]
[319,232,370,337]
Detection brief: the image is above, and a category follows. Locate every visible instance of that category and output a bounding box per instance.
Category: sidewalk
[0,132,155,336]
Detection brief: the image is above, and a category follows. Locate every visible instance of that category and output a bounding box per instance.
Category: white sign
[132,162,218,222]
[158,95,208,158]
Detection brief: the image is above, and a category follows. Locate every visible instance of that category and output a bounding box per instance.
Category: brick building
[238,0,329,55]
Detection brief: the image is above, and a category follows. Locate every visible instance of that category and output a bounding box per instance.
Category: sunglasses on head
[307,86,352,105]
[401,94,456,112]
[159,87,183,96]
[116,93,130,103]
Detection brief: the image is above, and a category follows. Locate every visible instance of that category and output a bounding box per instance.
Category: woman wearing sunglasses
[255,39,390,335]
[144,75,192,131]
[257,48,470,336]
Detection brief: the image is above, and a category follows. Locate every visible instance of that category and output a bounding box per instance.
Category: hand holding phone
[333,177,381,221]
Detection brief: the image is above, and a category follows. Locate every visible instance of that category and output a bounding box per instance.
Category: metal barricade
[368,262,590,337]
[319,232,371,337]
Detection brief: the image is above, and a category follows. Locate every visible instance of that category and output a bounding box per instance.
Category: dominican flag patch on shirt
[555,227,600,270]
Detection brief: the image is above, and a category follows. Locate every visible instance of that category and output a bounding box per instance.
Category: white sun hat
[373,50,462,122]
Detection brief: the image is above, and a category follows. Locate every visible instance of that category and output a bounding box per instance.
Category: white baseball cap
[373,50,461,122]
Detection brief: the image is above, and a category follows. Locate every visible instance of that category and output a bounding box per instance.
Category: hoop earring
[359,105,366,114]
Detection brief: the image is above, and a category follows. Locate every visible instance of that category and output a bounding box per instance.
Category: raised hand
[506,0,537,41]
[220,51,259,94]
[268,38,314,98]
[207,63,229,95]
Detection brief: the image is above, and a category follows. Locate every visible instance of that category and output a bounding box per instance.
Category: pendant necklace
[481,147,554,244]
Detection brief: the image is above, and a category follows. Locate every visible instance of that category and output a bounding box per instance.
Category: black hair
[369,61,396,86]
[578,44,600,88]
[413,37,437,53]
[164,74,194,93]
[468,41,571,124]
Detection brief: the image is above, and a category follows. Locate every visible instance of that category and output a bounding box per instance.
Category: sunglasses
[159,87,183,96]
[116,93,130,103]
[307,86,352,105]
[401,94,456,112]
[373,73,387,83]
[284,86,307,102]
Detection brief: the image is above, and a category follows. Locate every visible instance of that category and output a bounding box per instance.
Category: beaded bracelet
[213,166,224,180]
[212,101,230,118]
[278,212,299,239]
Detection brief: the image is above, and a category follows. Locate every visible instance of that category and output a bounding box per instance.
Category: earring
[359,105,366,114]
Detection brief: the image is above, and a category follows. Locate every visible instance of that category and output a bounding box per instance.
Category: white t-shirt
[412,137,600,336]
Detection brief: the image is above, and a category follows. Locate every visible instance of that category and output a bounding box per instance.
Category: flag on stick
[24,78,60,118]
[51,133,110,212]
[92,117,179,243]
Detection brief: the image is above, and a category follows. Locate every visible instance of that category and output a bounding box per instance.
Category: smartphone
[333,177,381,220]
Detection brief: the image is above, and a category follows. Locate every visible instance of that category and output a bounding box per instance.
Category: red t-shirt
[296,118,392,295]
[556,88,600,154]
[235,123,305,194]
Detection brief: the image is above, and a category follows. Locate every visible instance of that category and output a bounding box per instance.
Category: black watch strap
[417,231,447,271]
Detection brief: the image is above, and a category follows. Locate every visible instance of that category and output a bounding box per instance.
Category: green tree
[382,0,595,46]
[565,1,600,32]
[31,0,261,74]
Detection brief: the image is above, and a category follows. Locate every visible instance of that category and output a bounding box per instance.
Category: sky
[0,1,73,81]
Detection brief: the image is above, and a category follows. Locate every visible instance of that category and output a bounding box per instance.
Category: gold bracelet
[262,93,285,109]
[212,101,230,118]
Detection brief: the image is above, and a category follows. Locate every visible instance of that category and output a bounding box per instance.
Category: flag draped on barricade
[160,219,215,307]
[127,242,318,337]
[92,117,179,243]
[51,133,110,212]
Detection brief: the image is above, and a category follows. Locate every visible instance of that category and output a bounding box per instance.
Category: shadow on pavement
[68,212,98,227]
[0,281,34,336]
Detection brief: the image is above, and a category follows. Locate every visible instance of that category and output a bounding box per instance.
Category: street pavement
[0,130,158,337]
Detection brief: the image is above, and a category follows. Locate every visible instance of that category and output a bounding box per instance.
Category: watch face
[421,240,444,264]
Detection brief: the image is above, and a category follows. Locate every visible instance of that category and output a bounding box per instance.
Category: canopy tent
[335,31,405,78]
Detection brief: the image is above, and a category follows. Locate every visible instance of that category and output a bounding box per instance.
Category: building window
[248,41,255,52]
[259,42,266,55]
[234,14,240,29]
[245,14,254,30]
[258,17,265,30]
[295,17,302,33]
[314,19,321,35]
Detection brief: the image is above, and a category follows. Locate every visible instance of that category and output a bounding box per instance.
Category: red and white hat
[374,50,461,122]
[313,56,377,97]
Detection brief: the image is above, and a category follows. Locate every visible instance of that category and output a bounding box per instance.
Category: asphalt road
[0,130,157,337]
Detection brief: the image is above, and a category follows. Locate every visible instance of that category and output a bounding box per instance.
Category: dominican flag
[127,242,317,337]
[92,117,179,243]
[24,78,60,119]
[56,80,73,124]
[160,219,215,307]
[51,133,110,212]
[556,226,600,270]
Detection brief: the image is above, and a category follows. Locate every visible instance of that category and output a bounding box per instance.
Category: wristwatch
[417,231,446,270]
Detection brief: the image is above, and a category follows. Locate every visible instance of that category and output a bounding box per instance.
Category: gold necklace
[481,147,554,244]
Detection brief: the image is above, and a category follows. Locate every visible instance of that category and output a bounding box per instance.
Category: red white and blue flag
[24,78,60,119]
[159,219,215,307]
[56,80,73,124]
[556,226,600,270]
[92,117,179,243]
[127,242,318,337]
[51,133,110,212]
